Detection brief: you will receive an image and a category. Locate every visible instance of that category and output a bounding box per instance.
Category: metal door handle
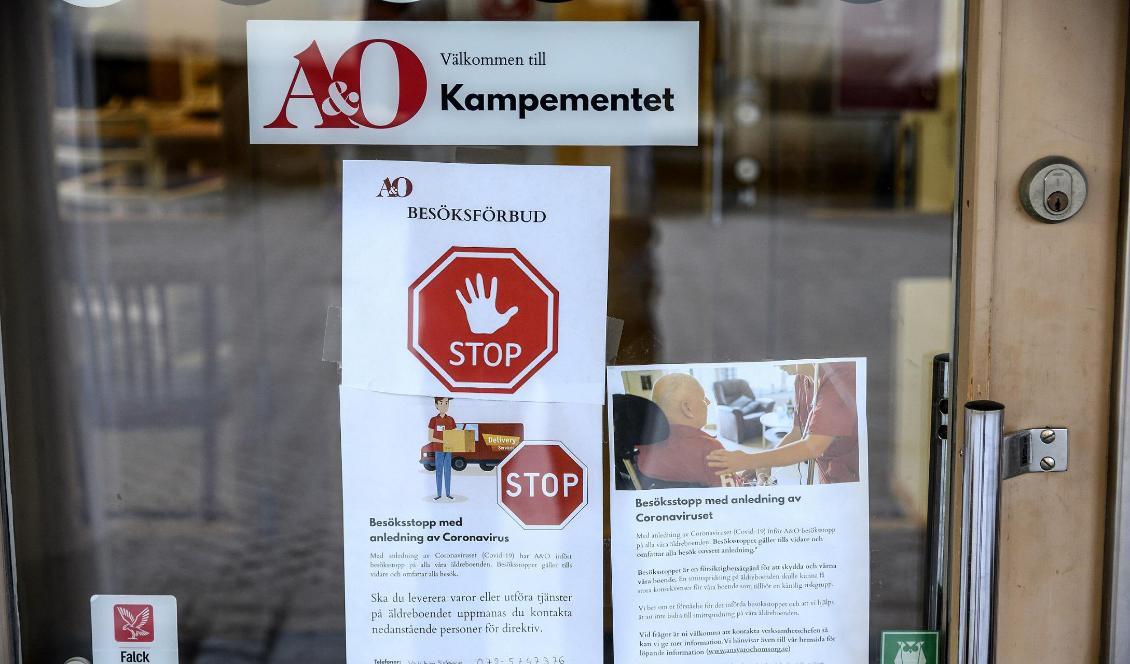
[957,401,1004,664]
[956,401,1069,664]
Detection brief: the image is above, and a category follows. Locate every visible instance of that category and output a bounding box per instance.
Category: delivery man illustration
[706,361,860,484]
[427,397,456,500]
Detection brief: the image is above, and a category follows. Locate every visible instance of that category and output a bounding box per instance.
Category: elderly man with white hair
[635,372,729,488]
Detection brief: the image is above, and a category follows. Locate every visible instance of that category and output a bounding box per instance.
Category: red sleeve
[793,378,806,431]
[697,438,726,487]
[807,363,856,437]
[427,416,438,430]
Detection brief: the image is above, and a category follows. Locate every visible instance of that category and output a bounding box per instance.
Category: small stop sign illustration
[498,441,587,529]
[408,246,558,393]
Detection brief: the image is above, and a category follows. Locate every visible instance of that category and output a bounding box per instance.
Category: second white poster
[608,359,870,663]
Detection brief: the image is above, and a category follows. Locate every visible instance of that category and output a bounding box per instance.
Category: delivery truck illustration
[420,422,524,472]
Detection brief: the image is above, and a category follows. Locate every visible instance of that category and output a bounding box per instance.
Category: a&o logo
[114,604,153,643]
[266,40,427,130]
[377,176,413,198]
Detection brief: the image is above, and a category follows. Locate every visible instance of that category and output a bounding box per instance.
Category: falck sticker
[342,160,610,404]
[247,21,699,145]
[91,595,179,664]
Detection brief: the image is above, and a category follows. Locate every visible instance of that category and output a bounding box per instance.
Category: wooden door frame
[955,0,1128,661]
[0,2,83,660]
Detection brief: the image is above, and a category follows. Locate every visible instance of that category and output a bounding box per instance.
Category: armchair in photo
[712,379,776,445]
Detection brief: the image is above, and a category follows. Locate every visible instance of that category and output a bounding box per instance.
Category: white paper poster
[247,21,699,146]
[342,160,610,404]
[340,387,603,662]
[607,359,870,663]
[339,159,609,663]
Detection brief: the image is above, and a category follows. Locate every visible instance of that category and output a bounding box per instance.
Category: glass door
[0,0,964,660]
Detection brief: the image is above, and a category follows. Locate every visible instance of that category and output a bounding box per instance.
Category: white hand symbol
[457,273,519,334]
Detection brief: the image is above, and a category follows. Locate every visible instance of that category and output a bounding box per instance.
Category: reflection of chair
[712,379,775,444]
[612,394,701,490]
[54,107,225,219]
[70,277,225,519]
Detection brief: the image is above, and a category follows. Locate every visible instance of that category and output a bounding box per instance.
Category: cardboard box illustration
[443,429,476,453]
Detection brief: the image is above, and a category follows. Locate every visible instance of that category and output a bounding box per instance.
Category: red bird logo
[115,606,151,641]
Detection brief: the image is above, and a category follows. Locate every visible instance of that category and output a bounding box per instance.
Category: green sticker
[880,631,938,664]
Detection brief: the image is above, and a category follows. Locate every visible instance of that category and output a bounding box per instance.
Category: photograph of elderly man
[635,373,727,487]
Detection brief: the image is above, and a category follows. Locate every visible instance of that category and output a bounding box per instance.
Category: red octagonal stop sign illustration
[497,441,587,529]
[408,246,558,393]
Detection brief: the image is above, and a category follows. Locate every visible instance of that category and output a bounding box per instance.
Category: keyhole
[1046,191,1069,213]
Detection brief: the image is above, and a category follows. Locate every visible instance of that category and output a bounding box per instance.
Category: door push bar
[956,401,1069,664]
[924,354,952,638]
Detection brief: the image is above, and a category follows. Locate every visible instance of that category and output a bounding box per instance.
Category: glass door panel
[0,0,963,660]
